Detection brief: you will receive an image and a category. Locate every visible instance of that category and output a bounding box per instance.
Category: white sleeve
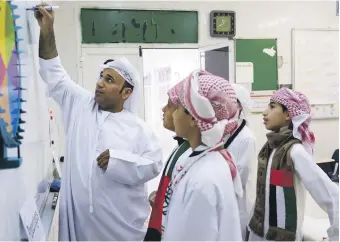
[105,128,163,186]
[236,136,257,188]
[235,136,257,237]
[291,144,339,241]
[244,136,258,212]
[39,56,93,127]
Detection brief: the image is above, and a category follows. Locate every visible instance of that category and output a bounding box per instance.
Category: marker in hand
[26,5,59,11]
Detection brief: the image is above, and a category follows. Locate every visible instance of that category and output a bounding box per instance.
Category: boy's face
[162,98,176,131]
[172,105,196,139]
[263,102,290,131]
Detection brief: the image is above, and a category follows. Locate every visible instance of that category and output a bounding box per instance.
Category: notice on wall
[250,90,276,113]
[236,62,254,84]
[20,196,46,241]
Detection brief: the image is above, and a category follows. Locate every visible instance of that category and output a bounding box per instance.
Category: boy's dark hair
[279,103,293,129]
[103,59,134,91]
[184,108,197,121]
[280,103,288,113]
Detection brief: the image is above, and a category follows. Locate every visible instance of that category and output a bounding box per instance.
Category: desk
[317,159,337,179]
[317,159,335,164]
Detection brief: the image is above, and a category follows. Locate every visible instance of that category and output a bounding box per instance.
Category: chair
[329,149,339,182]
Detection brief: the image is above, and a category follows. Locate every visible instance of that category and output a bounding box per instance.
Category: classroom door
[141,48,200,194]
[80,47,144,119]
[199,41,235,83]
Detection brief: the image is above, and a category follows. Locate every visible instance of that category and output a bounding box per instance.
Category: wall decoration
[0,0,25,169]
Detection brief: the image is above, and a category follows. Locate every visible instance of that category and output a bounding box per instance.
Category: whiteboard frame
[291,28,339,120]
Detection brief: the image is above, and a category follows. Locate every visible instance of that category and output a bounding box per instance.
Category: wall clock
[210,10,235,38]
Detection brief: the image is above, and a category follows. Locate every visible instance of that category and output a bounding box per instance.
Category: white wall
[53,0,339,160]
[0,1,53,240]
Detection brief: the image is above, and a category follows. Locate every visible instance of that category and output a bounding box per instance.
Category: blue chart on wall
[0,0,25,169]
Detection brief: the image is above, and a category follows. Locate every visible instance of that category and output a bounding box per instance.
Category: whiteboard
[292,29,339,106]
[0,1,54,240]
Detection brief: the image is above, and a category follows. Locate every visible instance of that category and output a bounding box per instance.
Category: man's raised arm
[35,4,92,125]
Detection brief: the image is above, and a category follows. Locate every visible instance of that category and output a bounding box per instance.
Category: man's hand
[97,149,110,171]
[148,191,157,207]
[34,2,55,32]
[34,2,58,59]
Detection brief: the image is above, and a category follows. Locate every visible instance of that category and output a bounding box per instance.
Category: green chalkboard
[80,8,198,44]
[236,39,278,91]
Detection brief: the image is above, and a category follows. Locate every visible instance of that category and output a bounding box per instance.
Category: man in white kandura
[35,6,162,241]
